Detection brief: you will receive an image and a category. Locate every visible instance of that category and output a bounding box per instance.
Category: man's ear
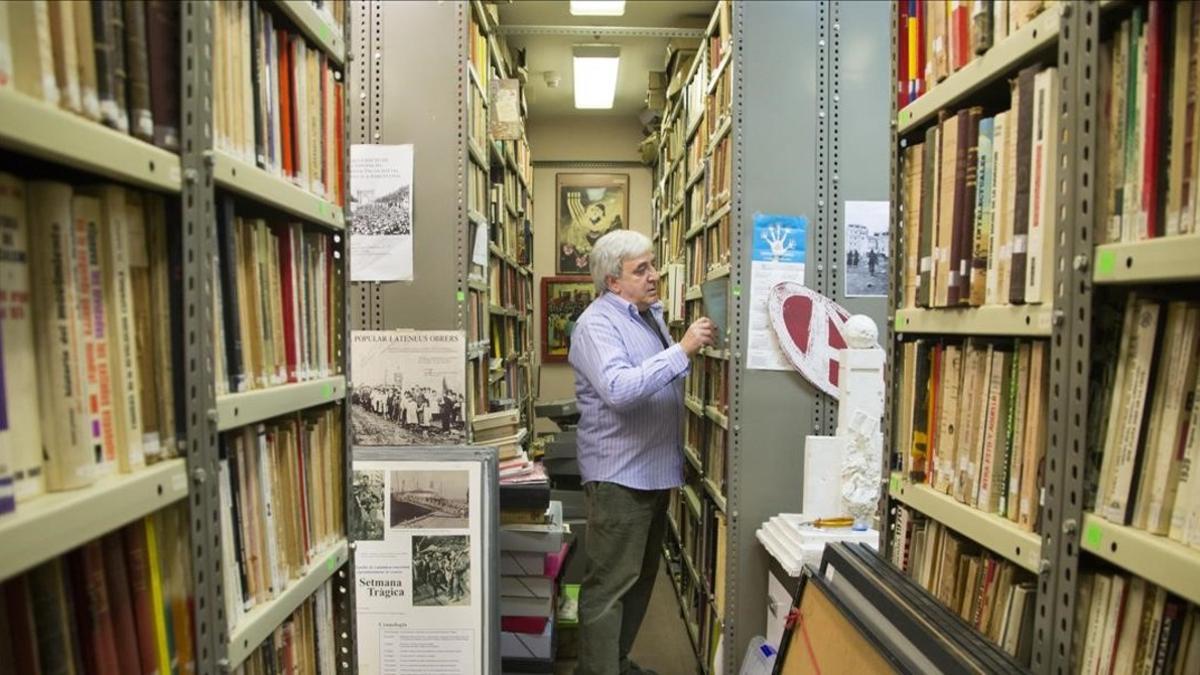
[605,274,620,293]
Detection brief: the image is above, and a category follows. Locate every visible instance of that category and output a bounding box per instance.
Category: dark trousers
[576,482,668,675]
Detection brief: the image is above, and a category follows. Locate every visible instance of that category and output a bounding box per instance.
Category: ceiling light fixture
[573,45,620,109]
[569,0,626,16]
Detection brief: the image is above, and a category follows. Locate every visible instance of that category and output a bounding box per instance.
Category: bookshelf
[0,3,354,673]
[0,459,189,581]
[0,85,182,192]
[226,540,351,668]
[888,1,1200,672]
[889,480,1042,573]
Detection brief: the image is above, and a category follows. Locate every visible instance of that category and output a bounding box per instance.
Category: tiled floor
[554,562,700,675]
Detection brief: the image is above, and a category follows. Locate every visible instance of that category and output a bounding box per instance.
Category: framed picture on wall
[556,173,629,274]
[540,276,596,363]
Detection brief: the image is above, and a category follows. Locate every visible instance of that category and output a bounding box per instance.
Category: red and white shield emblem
[767,281,851,398]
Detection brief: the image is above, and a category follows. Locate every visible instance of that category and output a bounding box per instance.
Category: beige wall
[528,114,653,427]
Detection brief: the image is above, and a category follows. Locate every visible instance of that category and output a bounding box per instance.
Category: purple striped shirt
[568,292,689,490]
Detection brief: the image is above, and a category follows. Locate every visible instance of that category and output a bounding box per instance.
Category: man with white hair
[569,230,716,675]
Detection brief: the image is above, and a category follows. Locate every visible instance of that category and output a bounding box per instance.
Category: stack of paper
[755,513,878,577]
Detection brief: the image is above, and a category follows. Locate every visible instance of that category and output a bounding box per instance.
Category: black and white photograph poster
[350,331,467,446]
[350,144,414,282]
[354,458,483,675]
[389,470,470,530]
[843,200,890,297]
[351,470,387,542]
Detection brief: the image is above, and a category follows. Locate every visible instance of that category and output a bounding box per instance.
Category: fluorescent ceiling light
[570,1,626,16]
[573,45,620,109]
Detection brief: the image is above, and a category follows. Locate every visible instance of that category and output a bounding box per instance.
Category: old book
[101,532,144,675]
[903,144,924,309]
[1099,298,1161,524]
[8,0,58,103]
[1187,7,1200,235]
[971,0,992,55]
[936,114,959,307]
[1121,9,1145,243]
[1166,1,1196,236]
[145,1,180,151]
[1103,21,1129,244]
[927,344,944,487]
[145,194,178,457]
[2,575,42,673]
[1025,67,1059,304]
[986,111,1009,305]
[47,0,82,113]
[1017,341,1046,530]
[30,558,83,675]
[1140,2,1166,238]
[955,107,982,305]
[926,0,949,83]
[1079,573,1113,675]
[121,520,160,675]
[998,90,1020,301]
[979,346,1013,514]
[1072,574,1097,668]
[29,182,94,491]
[897,342,917,476]
[125,190,163,462]
[1169,343,1200,546]
[971,116,995,306]
[955,342,988,506]
[85,184,146,472]
[124,0,154,142]
[72,0,99,121]
[934,344,962,493]
[910,340,934,481]
[1009,66,1039,304]
[0,174,44,502]
[109,0,130,133]
[72,193,117,476]
[1134,303,1199,533]
[1134,585,1167,674]
[90,0,119,129]
[918,125,939,307]
[75,542,121,675]
[0,2,11,88]
[1006,342,1032,522]
[1111,576,1147,674]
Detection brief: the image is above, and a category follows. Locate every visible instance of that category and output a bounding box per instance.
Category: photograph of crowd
[412,535,471,607]
[350,331,467,445]
[389,470,470,530]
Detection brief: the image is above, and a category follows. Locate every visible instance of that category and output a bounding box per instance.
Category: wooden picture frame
[555,172,630,274]
[540,276,596,363]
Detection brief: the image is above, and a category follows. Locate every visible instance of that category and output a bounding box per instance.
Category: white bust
[844,314,878,349]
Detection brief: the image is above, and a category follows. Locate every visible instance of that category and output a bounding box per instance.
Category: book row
[0,503,194,675]
[1091,295,1200,547]
[1074,569,1200,675]
[1097,2,1200,242]
[664,493,724,672]
[214,196,342,396]
[890,505,1035,663]
[895,337,1048,532]
[0,0,181,151]
[233,579,339,675]
[899,63,1059,309]
[895,0,1050,109]
[214,0,346,206]
[218,405,345,629]
[0,175,182,513]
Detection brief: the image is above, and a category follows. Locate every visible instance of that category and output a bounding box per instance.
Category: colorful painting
[541,276,596,363]
[556,173,629,274]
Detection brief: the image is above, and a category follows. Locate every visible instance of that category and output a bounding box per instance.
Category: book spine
[971,117,994,306]
[72,0,100,121]
[142,516,172,675]
[1026,68,1059,304]
[1141,2,1165,239]
[1104,300,1162,524]
[124,0,155,142]
[145,1,181,152]
[102,531,145,675]
[29,558,82,675]
[29,183,95,491]
[123,519,162,675]
[109,0,130,133]
[0,174,45,502]
[8,0,58,104]
[1009,66,1038,304]
[217,196,246,392]
[78,541,122,675]
[47,0,82,113]
[74,194,117,476]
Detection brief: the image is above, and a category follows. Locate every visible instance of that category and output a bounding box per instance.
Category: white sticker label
[1013,234,1028,254]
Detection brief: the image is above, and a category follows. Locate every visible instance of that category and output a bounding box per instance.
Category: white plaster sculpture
[836,315,885,529]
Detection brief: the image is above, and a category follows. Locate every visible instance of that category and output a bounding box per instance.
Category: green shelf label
[457,291,466,302]
[1084,522,1103,549]
[327,555,337,572]
[1097,249,1116,276]
[900,109,912,125]
[323,382,334,399]
[894,315,903,331]
[732,286,741,297]
[889,474,902,494]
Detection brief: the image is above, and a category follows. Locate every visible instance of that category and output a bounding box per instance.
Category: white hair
[589,230,653,294]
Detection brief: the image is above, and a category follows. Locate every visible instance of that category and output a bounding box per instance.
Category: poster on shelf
[350,331,467,446]
[747,213,807,371]
[352,448,496,674]
[843,200,890,297]
[350,144,414,282]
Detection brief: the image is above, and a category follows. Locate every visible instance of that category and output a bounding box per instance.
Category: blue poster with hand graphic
[751,213,806,264]
[748,213,807,370]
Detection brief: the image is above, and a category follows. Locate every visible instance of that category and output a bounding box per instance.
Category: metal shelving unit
[893,305,1054,337]
[1092,235,1200,285]
[0,86,182,192]
[215,376,348,431]
[226,540,351,669]
[213,150,346,230]
[889,480,1042,573]
[1079,515,1200,606]
[0,459,189,582]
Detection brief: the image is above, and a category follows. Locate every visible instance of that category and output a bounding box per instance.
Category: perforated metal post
[813,1,831,437]
[180,2,223,672]
[882,0,902,560]
[1043,2,1094,673]
[334,5,358,672]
